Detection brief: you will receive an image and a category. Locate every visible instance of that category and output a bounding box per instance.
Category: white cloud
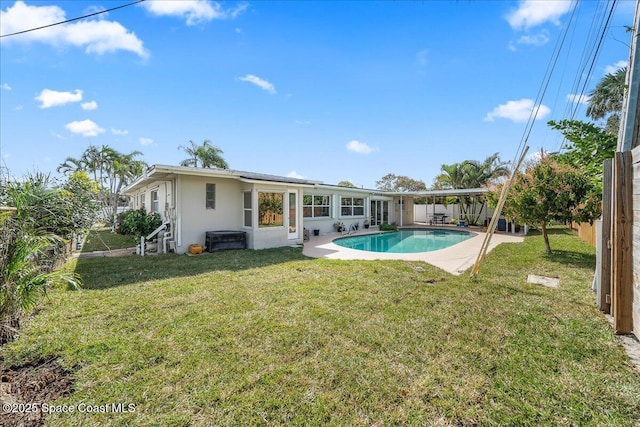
[516,30,550,46]
[139,137,153,145]
[1,1,149,58]
[295,120,311,125]
[81,101,98,111]
[287,170,304,179]
[346,140,377,154]
[527,149,549,163]
[65,119,105,136]
[506,0,573,30]
[142,1,248,26]
[1,83,11,91]
[36,88,83,108]
[111,128,128,136]
[416,49,428,66]
[238,74,276,94]
[604,60,628,75]
[484,98,550,123]
[567,93,590,105]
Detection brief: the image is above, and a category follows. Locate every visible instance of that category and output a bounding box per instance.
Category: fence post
[599,159,613,313]
[612,152,633,333]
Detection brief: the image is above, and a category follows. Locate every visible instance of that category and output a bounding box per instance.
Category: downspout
[176,175,182,249]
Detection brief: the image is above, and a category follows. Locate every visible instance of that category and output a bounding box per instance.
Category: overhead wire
[510,0,580,168]
[553,0,611,153]
[0,0,146,39]
[567,0,619,121]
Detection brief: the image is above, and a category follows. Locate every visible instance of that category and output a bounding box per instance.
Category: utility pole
[618,1,640,152]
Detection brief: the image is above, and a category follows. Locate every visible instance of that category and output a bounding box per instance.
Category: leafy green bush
[116,208,162,238]
[379,223,398,231]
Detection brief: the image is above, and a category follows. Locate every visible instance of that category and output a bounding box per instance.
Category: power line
[0,0,146,39]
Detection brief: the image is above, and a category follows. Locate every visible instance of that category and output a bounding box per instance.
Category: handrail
[146,221,170,241]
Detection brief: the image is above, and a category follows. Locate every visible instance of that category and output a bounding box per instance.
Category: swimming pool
[334,228,474,253]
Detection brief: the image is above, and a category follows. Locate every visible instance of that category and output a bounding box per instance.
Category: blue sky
[0,0,636,189]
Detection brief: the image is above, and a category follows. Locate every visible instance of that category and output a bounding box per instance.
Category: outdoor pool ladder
[341,223,358,236]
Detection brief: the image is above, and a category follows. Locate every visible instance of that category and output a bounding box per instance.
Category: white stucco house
[122,164,415,254]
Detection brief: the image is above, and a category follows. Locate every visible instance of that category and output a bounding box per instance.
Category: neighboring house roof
[123,164,489,198]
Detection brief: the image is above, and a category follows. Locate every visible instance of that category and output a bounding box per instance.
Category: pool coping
[302,225,525,275]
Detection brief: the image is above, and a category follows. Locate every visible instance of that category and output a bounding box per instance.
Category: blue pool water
[334,228,474,253]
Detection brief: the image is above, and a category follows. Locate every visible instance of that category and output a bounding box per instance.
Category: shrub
[379,223,398,231]
[116,208,162,238]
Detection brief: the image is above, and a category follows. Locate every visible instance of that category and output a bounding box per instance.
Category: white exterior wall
[250,185,304,250]
[414,203,494,225]
[177,176,244,253]
[303,190,376,235]
[129,181,172,217]
[393,196,414,226]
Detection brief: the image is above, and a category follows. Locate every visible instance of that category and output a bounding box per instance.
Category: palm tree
[57,145,147,225]
[434,153,509,189]
[586,67,627,134]
[0,201,80,345]
[179,140,229,169]
[434,153,509,224]
[56,156,86,175]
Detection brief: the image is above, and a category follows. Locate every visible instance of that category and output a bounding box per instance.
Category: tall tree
[498,156,600,254]
[337,180,357,188]
[375,174,426,192]
[57,145,146,225]
[434,153,509,224]
[179,140,229,169]
[586,67,626,134]
[434,153,509,190]
[547,119,617,187]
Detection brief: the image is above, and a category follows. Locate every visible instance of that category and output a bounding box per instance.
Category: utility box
[205,231,247,252]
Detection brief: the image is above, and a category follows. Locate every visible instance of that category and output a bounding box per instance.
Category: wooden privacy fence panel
[570,221,597,247]
[632,145,640,336]
[612,151,634,334]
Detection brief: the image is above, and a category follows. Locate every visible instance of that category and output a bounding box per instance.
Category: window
[151,190,159,213]
[140,193,145,210]
[243,191,252,227]
[206,183,216,209]
[341,197,364,216]
[303,195,330,218]
[258,192,283,227]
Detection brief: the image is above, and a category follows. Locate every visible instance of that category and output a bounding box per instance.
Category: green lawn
[2,229,639,425]
[80,228,137,253]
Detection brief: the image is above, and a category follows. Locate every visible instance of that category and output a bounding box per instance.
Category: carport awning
[389,188,488,198]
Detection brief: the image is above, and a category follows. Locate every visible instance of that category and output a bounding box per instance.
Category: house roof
[123,164,489,198]
[123,164,324,193]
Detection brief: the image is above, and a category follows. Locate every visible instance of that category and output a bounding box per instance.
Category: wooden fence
[569,221,597,247]
[632,145,640,336]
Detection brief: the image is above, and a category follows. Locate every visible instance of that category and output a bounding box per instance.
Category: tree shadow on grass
[74,246,311,290]
[524,227,596,270]
[544,249,596,270]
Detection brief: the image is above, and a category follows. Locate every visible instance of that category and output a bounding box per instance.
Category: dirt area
[616,333,640,374]
[0,357,74,427]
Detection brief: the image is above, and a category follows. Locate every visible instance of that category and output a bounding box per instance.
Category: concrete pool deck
[302,225,525,275]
